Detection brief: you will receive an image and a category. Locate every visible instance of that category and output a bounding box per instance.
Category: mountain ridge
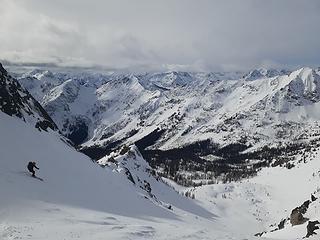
[13,66,320,147]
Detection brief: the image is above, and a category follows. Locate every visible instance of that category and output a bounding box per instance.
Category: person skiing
[27,161,39,177]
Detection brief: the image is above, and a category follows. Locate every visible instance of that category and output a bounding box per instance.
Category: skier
[27,161,39,177]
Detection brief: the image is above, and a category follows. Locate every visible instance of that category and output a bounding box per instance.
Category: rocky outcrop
[290,209,308,226]
[0,63,7,75]
[278,218,287,230]
[290,200,310,226]
[306,220,320,238]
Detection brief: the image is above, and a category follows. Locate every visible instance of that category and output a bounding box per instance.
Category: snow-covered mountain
[13,68,248,149]
[14,66,320,151]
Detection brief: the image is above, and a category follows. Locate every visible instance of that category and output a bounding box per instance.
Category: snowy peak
[244,68,289,80]
[160,71,193,86]
[244,69,266,80]
[44,79,80,104]
[139,71,194,90]
[0,63,57,131]
[29,69,55,80]
[118,75,145,92]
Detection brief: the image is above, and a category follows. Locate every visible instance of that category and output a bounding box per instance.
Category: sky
[1,0,320,72]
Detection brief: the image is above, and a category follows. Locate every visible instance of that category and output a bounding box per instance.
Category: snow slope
[0,110,227,239]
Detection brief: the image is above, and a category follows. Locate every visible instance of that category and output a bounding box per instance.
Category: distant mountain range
[12,67,320,149]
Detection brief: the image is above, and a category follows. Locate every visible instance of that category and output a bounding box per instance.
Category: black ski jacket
[27,162,39,171]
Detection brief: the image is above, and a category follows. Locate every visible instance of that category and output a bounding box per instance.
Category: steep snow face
[14,66,320,152]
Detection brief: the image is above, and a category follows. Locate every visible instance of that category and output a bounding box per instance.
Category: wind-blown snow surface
[0,111,242,240]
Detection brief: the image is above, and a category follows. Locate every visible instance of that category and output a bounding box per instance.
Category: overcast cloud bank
[1,0,320,72]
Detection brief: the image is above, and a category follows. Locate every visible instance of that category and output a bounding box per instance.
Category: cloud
[1,0,320,72]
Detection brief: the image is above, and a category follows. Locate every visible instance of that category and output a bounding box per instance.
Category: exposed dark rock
[300,200,311,214]
[290,209,308,226]
[290,200,310,226]
[35,120,57,132]
[306,220,320,238]
[143,180,151,193]
[0,63,7,76]
[278,218,286,230]
[311,194,317,202]
[269,218,288,233]
[124,167,135,184]
[254,231,266,237]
